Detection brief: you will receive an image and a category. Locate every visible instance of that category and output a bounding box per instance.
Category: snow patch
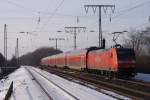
[134,73,150,82]
[0,66,49,100]
[31,66,127,100]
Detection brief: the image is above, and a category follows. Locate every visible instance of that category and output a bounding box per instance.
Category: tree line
[0,54,20,79]
[0,47,62,78]
[123,27,150,73]
[19,47,62,66]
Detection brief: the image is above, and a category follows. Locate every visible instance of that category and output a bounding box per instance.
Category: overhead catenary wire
[3,0,97,18]
[131,22,149,29]
[2,0,150,35]
[3,0,149,20]
[4,0,40,13]
[88,0,150,29]
[37,0,65,32]
[112,0,150,19]
[4,0,66,32]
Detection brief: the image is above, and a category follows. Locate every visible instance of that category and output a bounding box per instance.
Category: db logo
[95,57,101,62]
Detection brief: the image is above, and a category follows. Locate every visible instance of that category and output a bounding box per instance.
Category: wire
[4,0,150,19]
[133,22,149,29]
[88,0,150,29]
[37,0,65,32]
[5,0,39,13]
[3,0,150,33]
[113,0,150,19]
[4,0,96,18]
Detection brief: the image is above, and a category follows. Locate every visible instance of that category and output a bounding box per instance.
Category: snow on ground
[30,66,131,100]
[134,73,150,82]
[0,66,132,100]
[0,79,8,100]
[0,67,49,100]
[30,68,79,100]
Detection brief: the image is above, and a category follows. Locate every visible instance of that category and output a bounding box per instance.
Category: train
[40,46,136,78]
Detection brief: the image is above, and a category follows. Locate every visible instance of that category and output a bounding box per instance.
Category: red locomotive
[41,46,136,78]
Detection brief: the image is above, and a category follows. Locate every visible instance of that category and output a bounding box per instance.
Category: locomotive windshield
[117,48,135,60]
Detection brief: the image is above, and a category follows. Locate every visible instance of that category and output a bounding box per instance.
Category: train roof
[89,47,134,53]
[66,49,87,55]
[41,53,63,60]
[41,47,134,60]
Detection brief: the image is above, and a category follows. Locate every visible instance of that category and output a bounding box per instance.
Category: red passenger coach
[66,50,87,70]
[41,56,56,66]
[55,53,66,67]
[41,47,136,78]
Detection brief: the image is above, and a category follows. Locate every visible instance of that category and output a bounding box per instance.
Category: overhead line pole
[16,38,19,58]
[64,27,86,50]
[84,5,115,48]
[3,24,7,76]
[4,24,7,60]
[49,38,65,50]
[16,38,19,65]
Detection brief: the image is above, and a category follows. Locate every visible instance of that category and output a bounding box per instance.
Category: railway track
[25,67,80,100]
[117,78,150,87]
[25,67,53,100]
[42,66,150,100]
[70,71,150,95]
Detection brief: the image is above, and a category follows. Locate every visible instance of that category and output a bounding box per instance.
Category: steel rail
[25,67,53,100]
[116,78,150,87]
[29,67,79,100]
[45,67,150,100]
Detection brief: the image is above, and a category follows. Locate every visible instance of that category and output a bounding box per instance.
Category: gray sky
[0,0,150,59]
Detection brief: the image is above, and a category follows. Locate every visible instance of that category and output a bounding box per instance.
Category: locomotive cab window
[117,49,135,60]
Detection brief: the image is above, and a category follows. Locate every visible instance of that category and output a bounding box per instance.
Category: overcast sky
[0,0,150,59]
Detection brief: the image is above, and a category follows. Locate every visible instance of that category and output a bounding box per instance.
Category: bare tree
[123,29,145,55]
[123,27,150,73]
[143,27,150,55]
[19,47,62,66]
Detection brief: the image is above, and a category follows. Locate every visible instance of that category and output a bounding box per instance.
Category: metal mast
[65,27,86,50]
[49,38,65,50]
[15,38,19,65]
[84,5,115,48]
[4,24,7,60]
[16,38,19,58]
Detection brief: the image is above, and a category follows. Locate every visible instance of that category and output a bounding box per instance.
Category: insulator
[111,6,115,14]
[92,6,97,14]
[84,6,89,14]
[103,7,108,13]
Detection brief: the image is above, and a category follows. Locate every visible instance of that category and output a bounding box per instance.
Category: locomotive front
[116,48,136,77]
